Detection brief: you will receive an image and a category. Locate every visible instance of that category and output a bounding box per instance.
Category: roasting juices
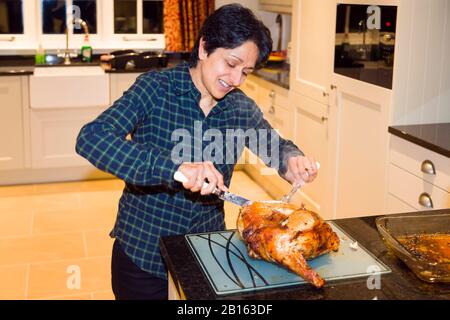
[398,233,450,265]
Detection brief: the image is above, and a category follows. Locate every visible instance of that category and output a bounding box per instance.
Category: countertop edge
[388,126,450,158]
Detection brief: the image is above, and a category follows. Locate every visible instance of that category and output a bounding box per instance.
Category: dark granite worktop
[160,209,450,300]
[0,53,290,90]
[252,63,290,90]
[388,123,450,158]
[0,53,185,76]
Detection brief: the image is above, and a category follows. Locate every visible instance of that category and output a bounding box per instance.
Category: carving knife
[174,171,251,207]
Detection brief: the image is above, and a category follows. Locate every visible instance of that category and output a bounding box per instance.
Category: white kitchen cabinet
[289,0,335,105]
[289,0,400,219]
[387,135,450,213]
[240,75,298,204]
[257,81,292,140]
[110,73,144,103]
[290,90,333,219]
[0,76,25,170]
[330,74,392,219]
[30,107,109,168]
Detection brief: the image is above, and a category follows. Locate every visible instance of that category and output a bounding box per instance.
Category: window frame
[0,0,165,53]
[109,0,164,42]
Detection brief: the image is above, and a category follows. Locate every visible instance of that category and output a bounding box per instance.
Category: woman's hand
[284,156,319,185]
[177,161,227,195]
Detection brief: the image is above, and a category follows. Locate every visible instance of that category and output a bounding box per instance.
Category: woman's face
[197,39,259,100]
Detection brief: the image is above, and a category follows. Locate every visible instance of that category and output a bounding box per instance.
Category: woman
[76,4,318,300]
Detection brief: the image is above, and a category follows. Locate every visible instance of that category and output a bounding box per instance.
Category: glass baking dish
[376,213,450,283]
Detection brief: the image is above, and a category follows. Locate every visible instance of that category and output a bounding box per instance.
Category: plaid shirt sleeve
[75,74,179,186]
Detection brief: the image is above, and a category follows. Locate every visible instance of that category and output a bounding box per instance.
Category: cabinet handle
[421,160,436,175]
[330,84,337,90]
[418,192,433,208]
[321,116,328,123]
[268,105,275,114]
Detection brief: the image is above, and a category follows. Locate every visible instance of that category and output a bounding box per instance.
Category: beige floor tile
[0,232,85,266]
[0,211,33,238]
[31,193,80,213]
[0,184,36,198]
[79,179,124,192]
[0,265,28,299]
[92,290,115,300]
[33,207,116,235]
[0,197,38,214]
[78,191,123,210]
[28,257,111,299]
[84,229,114,258]
[33,181,85,196]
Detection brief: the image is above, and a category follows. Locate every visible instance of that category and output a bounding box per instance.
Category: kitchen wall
[215,0,292,51]
[392,0,450,125]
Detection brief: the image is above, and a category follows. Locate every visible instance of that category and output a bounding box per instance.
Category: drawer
[258,84,289,113]
[388,163,450,211]
[390,135,450,192]
[386,193,417,214]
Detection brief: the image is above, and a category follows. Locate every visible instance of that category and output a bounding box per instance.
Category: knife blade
[174,171,251,207]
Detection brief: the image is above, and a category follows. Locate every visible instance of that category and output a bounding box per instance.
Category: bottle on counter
[80,35,92,63]
[35,43,46,65]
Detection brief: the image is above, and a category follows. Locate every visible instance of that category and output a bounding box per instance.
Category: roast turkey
[237,201,340,288]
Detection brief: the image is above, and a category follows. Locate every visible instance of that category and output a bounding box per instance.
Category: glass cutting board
[185,222,391,295]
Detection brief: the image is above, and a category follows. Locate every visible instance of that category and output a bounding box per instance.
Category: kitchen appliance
[334,4,397,89]
[186,222,391,295]
[376,213,450,283]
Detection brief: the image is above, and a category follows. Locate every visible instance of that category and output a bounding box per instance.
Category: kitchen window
[0,0,24,34]
[114,0,163,35]
[41,0,98,34]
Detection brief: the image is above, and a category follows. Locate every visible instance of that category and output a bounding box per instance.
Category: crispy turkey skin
[237,201,340,288]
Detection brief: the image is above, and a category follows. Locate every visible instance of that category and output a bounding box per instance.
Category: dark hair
[189,4,272,69]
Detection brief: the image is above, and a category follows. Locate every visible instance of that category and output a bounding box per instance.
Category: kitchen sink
[30,65,110,109]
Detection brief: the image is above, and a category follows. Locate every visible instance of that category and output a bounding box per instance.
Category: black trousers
[111,239,168,300]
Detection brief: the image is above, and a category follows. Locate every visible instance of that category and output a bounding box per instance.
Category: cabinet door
[110,73,143,103]
[290,90,333,219]
[290,0,336,103]
[0,76,24,170]
[30,107,108,168]
[331,73,392,218]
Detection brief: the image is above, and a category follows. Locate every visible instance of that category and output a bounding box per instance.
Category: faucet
[63,18,90,65]
[357,19,367,60]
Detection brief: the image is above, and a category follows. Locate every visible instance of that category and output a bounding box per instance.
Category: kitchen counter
[0,53,186,76]
[160,209,450,300]
[252,63,290,89]
[388,123,450,158]
[0,54,290,89]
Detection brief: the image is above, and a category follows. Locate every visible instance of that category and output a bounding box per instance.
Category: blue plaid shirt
[75,62,303,279]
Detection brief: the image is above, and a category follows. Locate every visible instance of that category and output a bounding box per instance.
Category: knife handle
[174,171,210,190]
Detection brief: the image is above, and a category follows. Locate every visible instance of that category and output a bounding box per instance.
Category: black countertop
[252,63,290,90]
[388,123,450,158]
[0,53,290,90]
[160,209,450,300]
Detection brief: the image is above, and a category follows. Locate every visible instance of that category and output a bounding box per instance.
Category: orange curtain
[164,0,214,52]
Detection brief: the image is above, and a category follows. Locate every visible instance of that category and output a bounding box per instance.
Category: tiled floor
[0,171,272,300]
